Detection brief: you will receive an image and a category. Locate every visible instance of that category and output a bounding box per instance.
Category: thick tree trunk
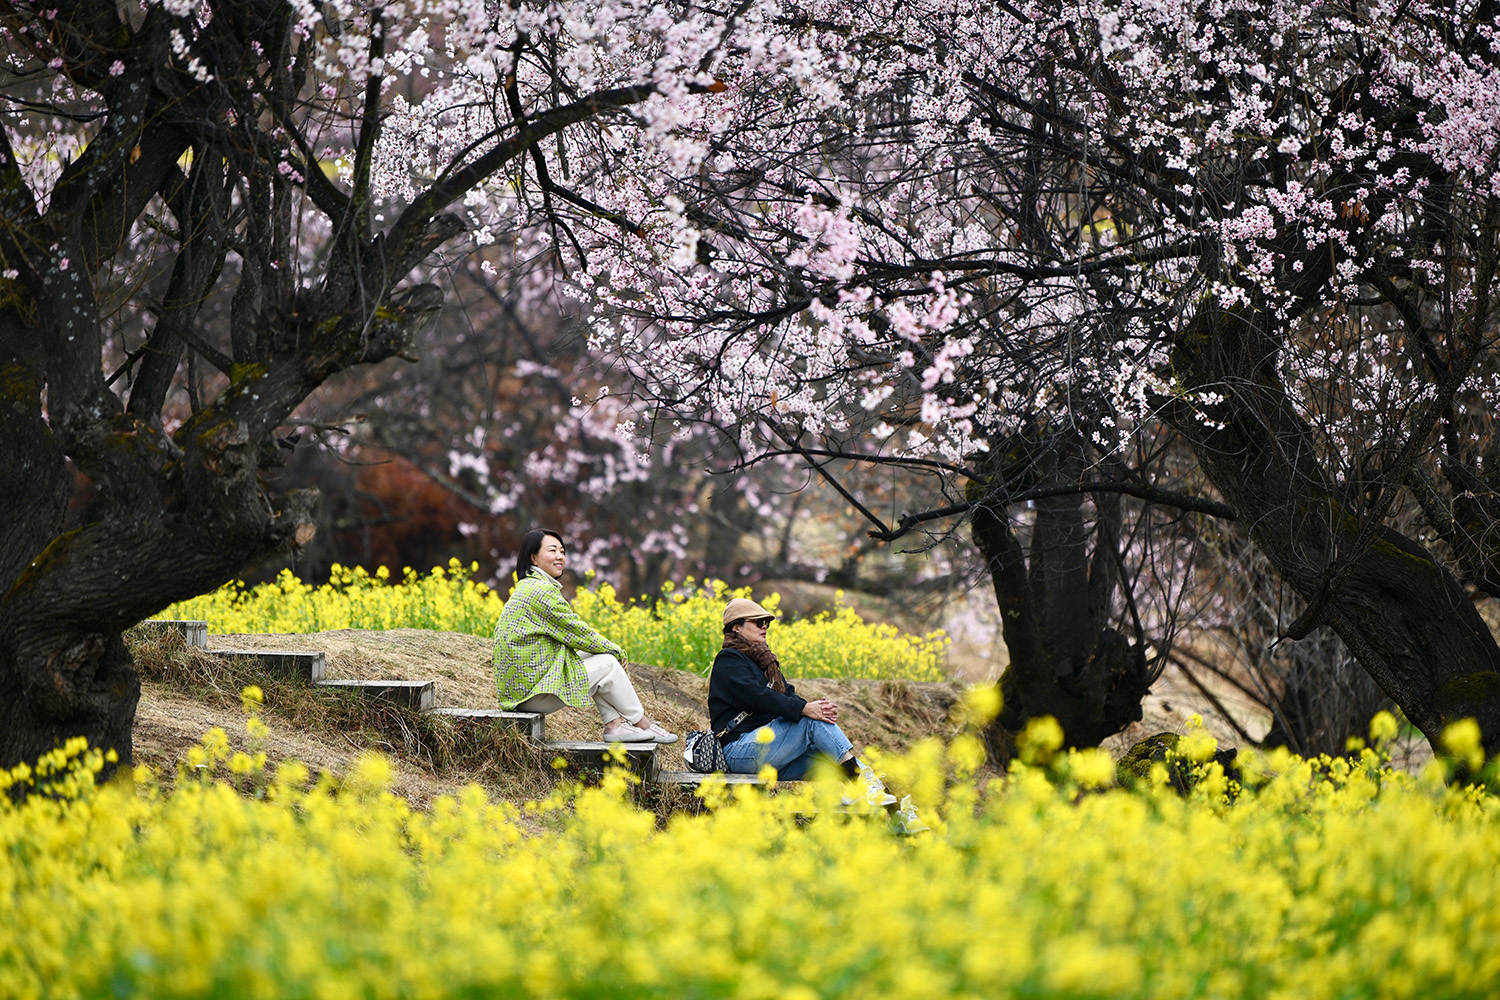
[0,358,137,778]
[1170,305,1500,749]
[1292,521,1500,742]
[969,438,1153,762]
[0,477,319,780]
[0,631,139,778]
[703,483,747,576]
[0,348,319,779]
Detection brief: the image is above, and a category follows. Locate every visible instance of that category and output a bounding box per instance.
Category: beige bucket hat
[722,597,778,627]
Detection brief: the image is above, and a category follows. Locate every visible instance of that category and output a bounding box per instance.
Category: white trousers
[581,652,644,726]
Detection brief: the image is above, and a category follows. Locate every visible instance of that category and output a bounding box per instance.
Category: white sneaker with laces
[860,766,898,808]
[640,721,678,744]
[894,794,931,834]
[603,721,654,743]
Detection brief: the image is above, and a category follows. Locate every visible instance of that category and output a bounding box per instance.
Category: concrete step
[423,707,545,741]
[655,770,787,786]
[655,771,896,815]
[315,678,434,711]
[210,648,326,682]
[138,619,208,649]
[545,740,659,779]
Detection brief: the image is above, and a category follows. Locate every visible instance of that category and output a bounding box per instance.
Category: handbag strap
[713,710,750,742]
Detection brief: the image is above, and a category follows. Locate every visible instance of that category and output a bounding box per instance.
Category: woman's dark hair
[513,528,565,588]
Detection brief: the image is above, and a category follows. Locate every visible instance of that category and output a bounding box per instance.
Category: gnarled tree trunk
[0,309,322,775]
[969,431,1155,761]
[1168,301,1500,749]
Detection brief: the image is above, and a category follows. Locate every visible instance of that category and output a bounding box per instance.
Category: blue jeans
[721,717,855,780]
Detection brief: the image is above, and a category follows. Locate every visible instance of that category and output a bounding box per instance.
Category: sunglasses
[743,617,773,629]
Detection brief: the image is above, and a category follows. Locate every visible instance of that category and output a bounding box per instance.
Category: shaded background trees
[252,250,951,598]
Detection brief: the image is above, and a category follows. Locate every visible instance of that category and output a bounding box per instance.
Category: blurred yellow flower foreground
[3,722,1499,999]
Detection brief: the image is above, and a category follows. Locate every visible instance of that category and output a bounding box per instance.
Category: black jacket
[707,647,807,741]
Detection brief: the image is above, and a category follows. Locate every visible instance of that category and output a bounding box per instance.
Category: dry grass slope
[128,627,965,807]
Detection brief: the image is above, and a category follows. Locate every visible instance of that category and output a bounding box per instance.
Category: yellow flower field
[2,709,1498,1000]
[158,564,948,681]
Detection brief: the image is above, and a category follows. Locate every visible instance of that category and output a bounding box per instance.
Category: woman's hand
[802,698,838,722]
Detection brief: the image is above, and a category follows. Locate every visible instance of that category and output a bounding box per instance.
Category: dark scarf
[722,631,788,693]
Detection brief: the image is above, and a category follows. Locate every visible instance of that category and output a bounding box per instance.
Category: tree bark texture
[1169,304,1500,748]
[969,434,1153,761]
[0,314,323,774]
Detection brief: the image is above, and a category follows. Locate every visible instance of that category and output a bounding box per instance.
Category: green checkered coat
[492,568,624,710]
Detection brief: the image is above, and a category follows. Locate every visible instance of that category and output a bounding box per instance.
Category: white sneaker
[860,766,898,808]
[603,721,654,743]
[639,721,678,745]
[894,795,931,834]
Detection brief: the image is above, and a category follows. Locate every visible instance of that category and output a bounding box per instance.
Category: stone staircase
[139,619,747,786]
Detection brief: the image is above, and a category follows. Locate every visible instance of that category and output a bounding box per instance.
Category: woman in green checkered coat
[493,529,678,744]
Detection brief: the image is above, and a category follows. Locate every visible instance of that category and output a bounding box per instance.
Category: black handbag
[682,711,748,773]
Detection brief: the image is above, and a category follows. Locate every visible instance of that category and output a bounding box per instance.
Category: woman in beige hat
[708,597,893,801]
[493,528,677,744]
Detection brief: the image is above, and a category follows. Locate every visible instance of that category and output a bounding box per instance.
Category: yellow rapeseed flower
[958,684,1002,726]
[154,569,945,681]
[1018,715,1064,764]
[1441,717,1485,773]
[1369,710,1399,748]
[1179,729,1219,764]
[2,727,1497,1000]
[1068,748,1117,790]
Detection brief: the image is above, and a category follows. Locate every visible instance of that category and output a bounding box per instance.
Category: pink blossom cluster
[12,0,1498,581]
[519,0,1500,483]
